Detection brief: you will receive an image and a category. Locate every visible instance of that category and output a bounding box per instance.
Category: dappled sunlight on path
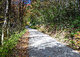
[27,28,80,57]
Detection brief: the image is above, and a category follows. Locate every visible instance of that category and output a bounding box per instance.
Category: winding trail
[26,28,80,57]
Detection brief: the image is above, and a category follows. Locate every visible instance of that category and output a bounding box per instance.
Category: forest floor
[12,29,29,57]
[12,27,80,57]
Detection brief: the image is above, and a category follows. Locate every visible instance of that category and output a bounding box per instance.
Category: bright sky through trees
[11,0,31,4]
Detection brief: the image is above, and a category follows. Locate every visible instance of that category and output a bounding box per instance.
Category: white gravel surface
[26,28,80,57]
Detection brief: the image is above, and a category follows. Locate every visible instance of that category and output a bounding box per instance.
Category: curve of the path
[26,28,80,57]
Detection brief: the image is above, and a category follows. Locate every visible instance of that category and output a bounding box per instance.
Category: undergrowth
[0,29,26,57]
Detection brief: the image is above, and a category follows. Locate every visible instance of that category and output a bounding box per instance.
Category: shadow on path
[26,28,80,57]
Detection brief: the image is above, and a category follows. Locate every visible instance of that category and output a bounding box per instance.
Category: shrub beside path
[27,28,80,57]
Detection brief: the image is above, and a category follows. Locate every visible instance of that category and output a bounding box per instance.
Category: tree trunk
[1,0,8,45]
[79,0,80,13]
[7,0,11,37]
[19,1,22,32]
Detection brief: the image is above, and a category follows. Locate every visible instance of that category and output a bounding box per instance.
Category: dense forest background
[0,0,80,56]
[26,0,80,50]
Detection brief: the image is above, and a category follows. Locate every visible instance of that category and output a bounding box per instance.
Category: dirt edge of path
[12,29,29,57]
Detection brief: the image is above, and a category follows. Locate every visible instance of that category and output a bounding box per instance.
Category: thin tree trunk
[22,0,24,29]
[7,0,11,37]
[78,0,80,13]
[19,1,22,32]
[65,0,68,7]
[1,0,8,45]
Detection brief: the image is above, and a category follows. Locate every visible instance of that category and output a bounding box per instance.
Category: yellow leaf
[77,36,80,38]
[76,41,80,44]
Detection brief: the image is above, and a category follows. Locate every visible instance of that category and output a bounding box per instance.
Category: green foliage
[26,0,80,49]
[28,0,80,30]
[0,29,26,57]
[28,0,79,28]
[70,40,75,45]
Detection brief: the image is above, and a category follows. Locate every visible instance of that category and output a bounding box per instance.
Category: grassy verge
[0,29,27,57]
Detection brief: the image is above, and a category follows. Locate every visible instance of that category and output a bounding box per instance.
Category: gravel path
[26,28,80,57]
